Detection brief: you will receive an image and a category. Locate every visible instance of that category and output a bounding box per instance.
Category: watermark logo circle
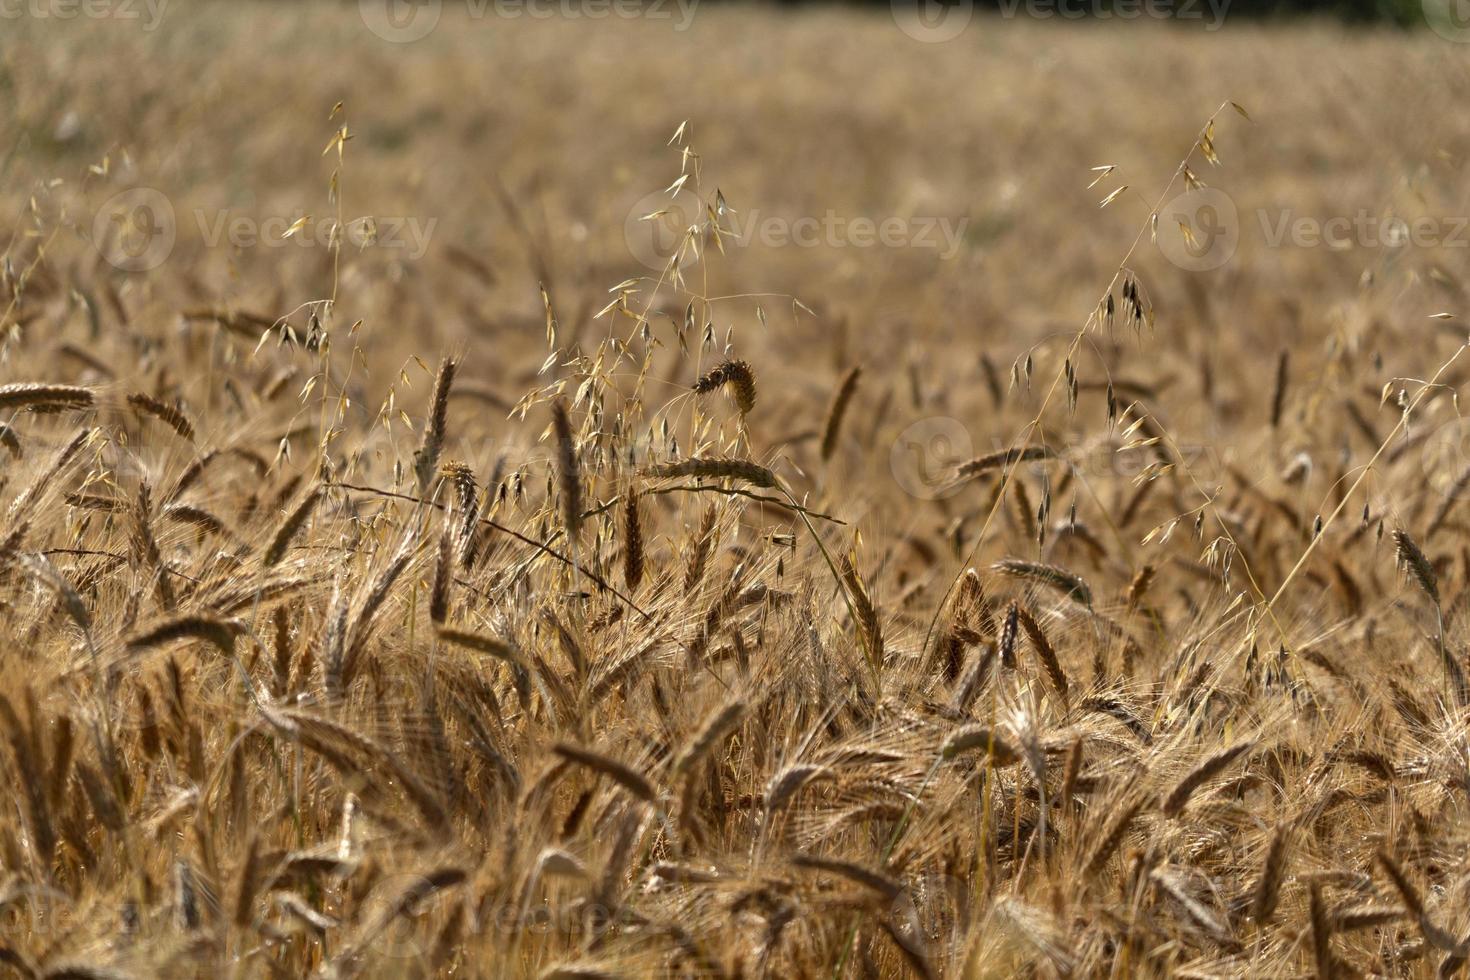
[353,870,445,960]
[623,188,703,272]
[1155,187,1238,272]
[1420,415,1470,499]
[93,187,175,272]
[1424,0,1470,42]
[892,0,974,42]
[360,0,442,43]
[890,417,972,500]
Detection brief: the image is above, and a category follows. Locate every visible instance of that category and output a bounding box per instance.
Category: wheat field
[4,3,1470,977]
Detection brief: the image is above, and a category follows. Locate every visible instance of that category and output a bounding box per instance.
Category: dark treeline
[755,0,1427,26]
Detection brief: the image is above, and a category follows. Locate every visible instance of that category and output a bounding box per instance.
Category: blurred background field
[5,3,1470,489]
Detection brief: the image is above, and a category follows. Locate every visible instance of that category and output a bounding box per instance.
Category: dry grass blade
[1085,795,1147,876]
[127,392,195,442]
[693,359,756,415]
[414,355,457,490]
[940,725,1020,765]
[1249,823,1291,923]
[622,488,644,590]
[1393,529,1439,605]
[551,399,582,537]
[839,554,883,667]
[993,558,1093,607]
[0,422,20,460]
[791,852,900,901]
[1308,880,1335,979]
[1014,604,1068,707]
[1162,741,1255,817]
[0,383,94,412]
[127,614,244,657]
[262,707,448,832]
[673,700,745,776]
[954,446,1056,480]
[263,487,321,568]
[649,457,776,488]
[820,365,861,461]
[435,627,523,665]
[683,502,718,593]
[429,530,453,625]
[553,742,657,803]
[766,763,824,815]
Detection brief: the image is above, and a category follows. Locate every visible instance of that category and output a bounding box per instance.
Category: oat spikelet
[649,457,776,488]
[551,399,582,538]
[820,365,861,461]
[693,359,756,415]
[127,392,195,442]
[0,382,94,412]
[622,488,644,590]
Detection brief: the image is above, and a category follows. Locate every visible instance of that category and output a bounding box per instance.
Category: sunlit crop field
[4,3,1470,977]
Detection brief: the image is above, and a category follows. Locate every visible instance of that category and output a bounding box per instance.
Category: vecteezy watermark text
[360,0,697,43]
[623,190,968,271]
[1156,185,1470,272]
[1257,210,1470,250]
[193,211,437,261]
[891,0,1227,43]
[0,0,166,28]
[92,188,437,272]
